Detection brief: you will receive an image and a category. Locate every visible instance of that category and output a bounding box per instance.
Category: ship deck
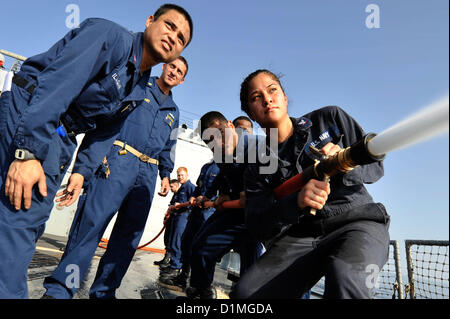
[28,233,232,299]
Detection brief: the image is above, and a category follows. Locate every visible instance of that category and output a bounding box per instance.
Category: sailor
[232,115,254,136]
[231,69,389,299]
[0,4,192,298]
[41,56,188,299]
[184,111,264,299]
[159,160,220,289]
[159,167,196,280]
[154,178,181,267]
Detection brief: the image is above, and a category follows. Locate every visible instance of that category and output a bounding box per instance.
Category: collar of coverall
[128,32,145,73]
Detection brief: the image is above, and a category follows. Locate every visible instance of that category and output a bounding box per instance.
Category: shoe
[158,260,171,268]
[185,286,200,299]
[159,262,172,270]
[40,294,55,299]
[159,273,187,290]
[200,286,217,299]
[159,267,180,279]
[154,253,170,266]
[185,286,217,299]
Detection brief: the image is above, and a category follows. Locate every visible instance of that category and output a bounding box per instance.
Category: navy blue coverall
[179,161,220,272]
[162,189,180,256]
[232,106,390,299]
[42,76,179,299]
[0,18,151,298]
[189,134,264,291]
[167,180,196,270]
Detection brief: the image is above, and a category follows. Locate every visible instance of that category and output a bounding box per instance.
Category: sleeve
[192,166,205,198]
[158,117,179,180]
[13,19,126,161]
[170,193,178,205]
[71,115,126,181]
[244,164,303,241]
[205,170,225,199]
[187,182,196,199]
[192,185,201,198]
[332,106,384,185]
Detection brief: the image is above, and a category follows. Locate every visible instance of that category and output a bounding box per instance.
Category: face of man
[161,58,187,88]
[144,9,191,64]
[170,183,179,192]
[177,169,188,184]
[203,120,238,157]
[234,120,253,135]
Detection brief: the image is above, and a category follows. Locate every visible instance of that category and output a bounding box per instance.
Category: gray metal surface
[28,234,231,299]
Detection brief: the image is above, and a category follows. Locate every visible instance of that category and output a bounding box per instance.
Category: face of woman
[246,72,288,128]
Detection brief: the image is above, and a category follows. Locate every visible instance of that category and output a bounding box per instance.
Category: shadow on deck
[28,234,232,299]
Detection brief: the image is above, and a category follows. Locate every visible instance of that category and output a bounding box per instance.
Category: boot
[185,286,216,299]
[154,252,170,266]
[159,267,181,280]
[159,266,189,290]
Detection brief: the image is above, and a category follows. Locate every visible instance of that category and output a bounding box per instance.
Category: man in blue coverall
[184,111,264,299]
[159,167,195,280]
[0,4,193,298]
[42,56,188,299]
[154,179,181,267]
[159,160,220,289]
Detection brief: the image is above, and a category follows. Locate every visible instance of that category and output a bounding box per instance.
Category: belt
[58,118,77,137]
[12,75,36,95]
[113,140,159,165]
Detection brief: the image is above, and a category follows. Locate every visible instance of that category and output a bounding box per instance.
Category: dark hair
[169,179,179,184]
[197,111,228,138]
[239,69,285,115]
[232,116,253,128]
[154,3,194,46]
[175,55,188,78]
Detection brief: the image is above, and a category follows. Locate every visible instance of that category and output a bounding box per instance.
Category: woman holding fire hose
[230,69,390,299]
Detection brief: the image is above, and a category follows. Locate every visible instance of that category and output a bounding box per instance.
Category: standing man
[0,4,192,298]
[159,167,195,280]
[42,56,189,299]
[154,179,182,267]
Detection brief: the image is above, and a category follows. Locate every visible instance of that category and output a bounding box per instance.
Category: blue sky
[1,0,448,242]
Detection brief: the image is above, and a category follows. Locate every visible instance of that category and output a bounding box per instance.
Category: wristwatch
[14,149,37,160]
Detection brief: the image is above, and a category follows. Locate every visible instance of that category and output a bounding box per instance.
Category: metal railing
[0,49,26,73]
[374,240,404,299]
[220,239,449,299]
[404,240,449,299]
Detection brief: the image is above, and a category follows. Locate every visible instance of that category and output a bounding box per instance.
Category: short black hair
[175,55,188,78]
[169,179,179,184]
[232,116,253,128]
[154,3,194,46]
[197,111,228,138]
